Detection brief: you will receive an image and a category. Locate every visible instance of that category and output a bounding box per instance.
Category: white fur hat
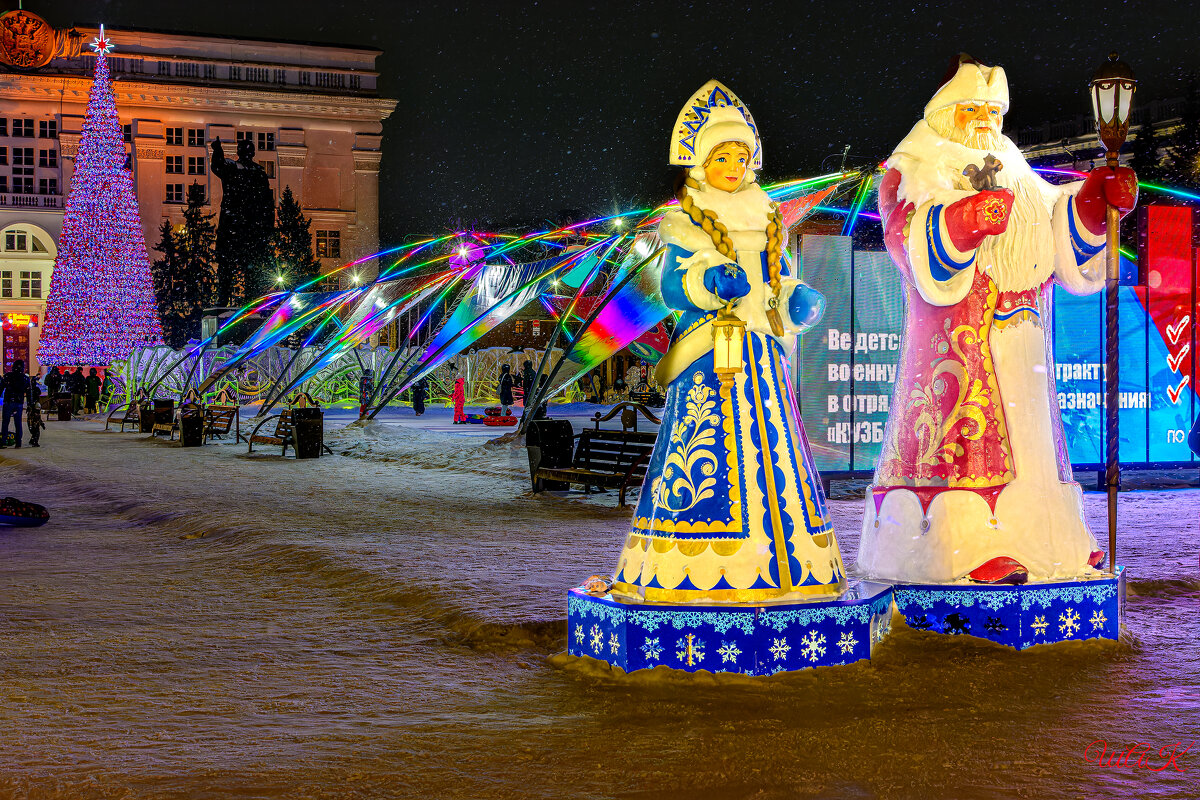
[669,80,763,169]
[694,105,758,165]
[924,56,1010,117]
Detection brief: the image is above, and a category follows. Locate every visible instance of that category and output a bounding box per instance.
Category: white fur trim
[924,62,1010,117]
[887,120,1031,210]
[1053,183,1106,296]
[907,199,978,307]
[675,250,729,312]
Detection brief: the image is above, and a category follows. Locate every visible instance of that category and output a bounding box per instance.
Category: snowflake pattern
[769,637,790,661]
[837,631,857,655]
[609,633,620,655]
[800,630,827,663]
[574,624,584,645]
[1090,610,1107,632]
[589,624,604,654]
[1058,608,1080,637]
[983,617,1007,634]
[676,634,705,666]
[642,637,662,662]
[717,640,741,664]
[1031,615,1048,636]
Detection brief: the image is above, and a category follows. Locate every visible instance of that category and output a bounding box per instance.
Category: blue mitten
[703,262,751,303]
[788,283,826,330]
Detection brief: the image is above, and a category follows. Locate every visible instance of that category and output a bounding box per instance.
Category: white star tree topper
[91,24,115,55]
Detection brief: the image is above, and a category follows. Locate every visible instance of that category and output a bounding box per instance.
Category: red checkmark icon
[1167,376,1190,404]
[1168,343,1190,373]
[1166,316,1190,345]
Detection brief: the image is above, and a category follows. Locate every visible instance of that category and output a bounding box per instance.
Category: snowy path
[0,412,1194,798]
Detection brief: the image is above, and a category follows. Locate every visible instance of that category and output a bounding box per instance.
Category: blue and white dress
[613,180,846,603]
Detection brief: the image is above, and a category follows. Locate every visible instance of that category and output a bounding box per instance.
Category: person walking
[68,367,85,413]
[26,375,44,447]
[0,360,30,448]
[412,378,428,416]
[85,368,101,414]
[521,360,536,404]
[498,363,514,416]
[451,376,467,424]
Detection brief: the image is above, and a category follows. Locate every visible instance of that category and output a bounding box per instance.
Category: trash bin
[527,418,574,491]
[138,400,154,432]
[292,407,323,459]
[180,409,204,447]
[56,392,72,422]
[153,399,174,435]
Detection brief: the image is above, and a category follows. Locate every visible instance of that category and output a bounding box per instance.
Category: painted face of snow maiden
[703,142,751,192]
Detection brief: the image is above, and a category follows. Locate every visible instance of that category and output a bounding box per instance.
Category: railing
[0,194,60,208]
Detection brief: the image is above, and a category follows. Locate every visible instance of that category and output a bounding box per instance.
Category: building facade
[0,11,396,373]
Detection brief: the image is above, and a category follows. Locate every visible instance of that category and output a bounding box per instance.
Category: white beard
[888,119,1059,292]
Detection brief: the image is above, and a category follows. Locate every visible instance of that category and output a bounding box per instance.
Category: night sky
[45,1,1200,241]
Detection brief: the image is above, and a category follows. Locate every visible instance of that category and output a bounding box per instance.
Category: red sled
[483,415,517,427]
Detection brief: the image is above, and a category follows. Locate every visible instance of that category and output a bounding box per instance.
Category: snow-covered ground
[0,405,1195,798]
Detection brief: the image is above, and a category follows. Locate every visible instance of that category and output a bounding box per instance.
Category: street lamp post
[1089,53,1136,575]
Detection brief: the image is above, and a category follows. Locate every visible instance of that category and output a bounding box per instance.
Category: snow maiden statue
[610,81,846,603]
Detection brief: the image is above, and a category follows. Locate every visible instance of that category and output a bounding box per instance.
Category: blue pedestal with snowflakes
[566,581,894,675]
[892,567,1125,649]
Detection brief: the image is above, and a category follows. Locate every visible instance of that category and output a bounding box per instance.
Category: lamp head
[1090,52,1137,154]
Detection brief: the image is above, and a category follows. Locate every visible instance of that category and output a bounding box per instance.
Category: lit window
[514,320,526,335]
[187,156,205,175]
[19,271,40,299]
[165,127,183,146]
[165,184,184,203]
[165,155,183,174]
[315,230,340,259]
[38,120,56,139]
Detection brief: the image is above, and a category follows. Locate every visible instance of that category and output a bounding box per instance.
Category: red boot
[968,556,1028,585]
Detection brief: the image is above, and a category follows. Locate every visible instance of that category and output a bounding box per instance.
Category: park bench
[628,386,665,407]
[203,386,242,443]
[105,393,143,432]
[529,402,659,507]
[247,393,332,457]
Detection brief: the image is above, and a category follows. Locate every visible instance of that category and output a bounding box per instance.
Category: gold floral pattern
[652,372,721,513]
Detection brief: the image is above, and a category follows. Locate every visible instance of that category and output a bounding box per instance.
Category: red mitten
[945,189,1014,252]
[1076,167,1138,235]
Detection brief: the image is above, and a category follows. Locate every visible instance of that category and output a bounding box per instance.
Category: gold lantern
[712,301,746,389]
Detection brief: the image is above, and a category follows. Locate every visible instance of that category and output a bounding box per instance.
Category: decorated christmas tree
[38,26,163,366]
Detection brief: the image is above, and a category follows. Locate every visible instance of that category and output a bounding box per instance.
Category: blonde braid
[675,172,787,337]
[764,203,785,336]
[675,175,738,259]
